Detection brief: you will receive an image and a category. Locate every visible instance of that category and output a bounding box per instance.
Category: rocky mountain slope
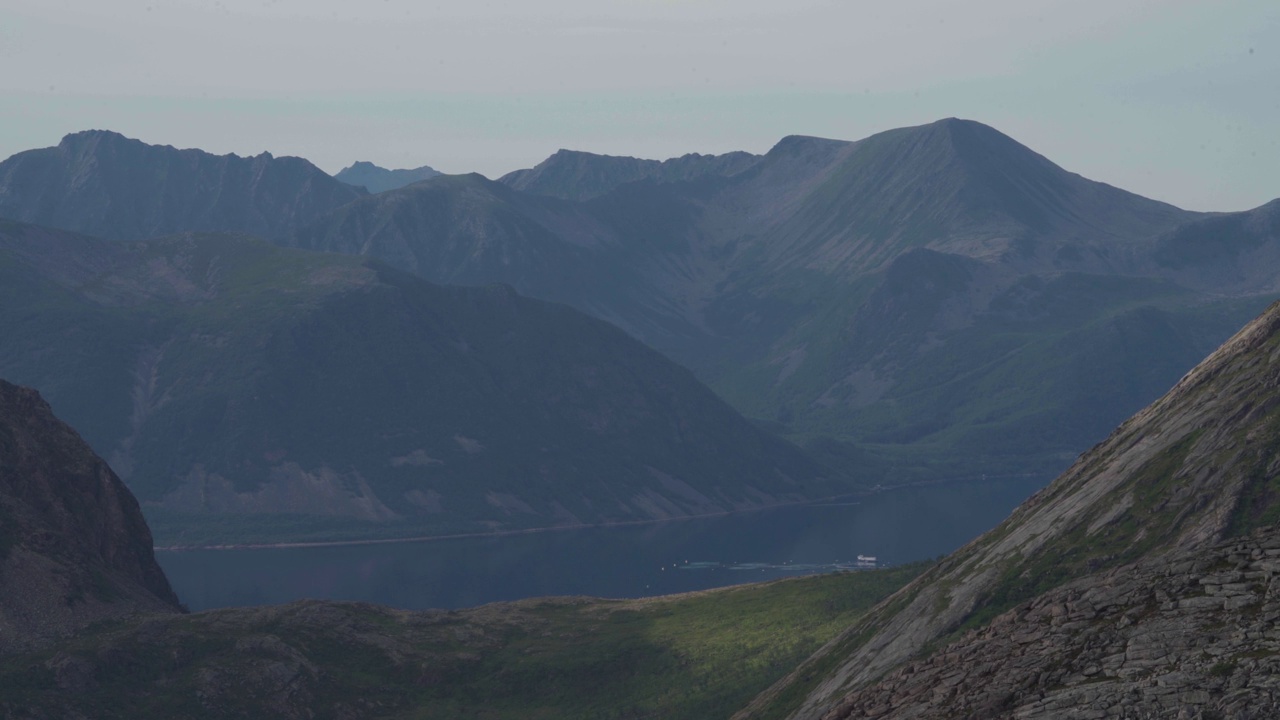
[498,148,760,201]
[736,298,1280,719]
[334,161,441,194]
[0,220,830,545]
[0,130,364,241]
[0,380,181,652]
[822,530,1280,719]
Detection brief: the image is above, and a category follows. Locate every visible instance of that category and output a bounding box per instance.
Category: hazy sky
[2,0,1276,210]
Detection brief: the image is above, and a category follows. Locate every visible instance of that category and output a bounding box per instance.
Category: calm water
[157,476,1045,612]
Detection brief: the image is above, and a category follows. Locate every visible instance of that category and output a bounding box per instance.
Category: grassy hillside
[0,564,927,719]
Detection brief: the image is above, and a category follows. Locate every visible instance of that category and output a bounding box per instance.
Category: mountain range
[284,119,1280,478]
[1,120,1278,525]
[0,130,363,241]
[0,220,828,545]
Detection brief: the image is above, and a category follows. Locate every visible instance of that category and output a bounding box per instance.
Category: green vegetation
[715,268,1275,485]
[0,564,928,719]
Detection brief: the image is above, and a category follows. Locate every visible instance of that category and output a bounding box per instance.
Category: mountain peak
[0,131,363,241]
[765,134,851,159]
[333,160,442,194]
[55,128,149,154]
[60,128,130,142]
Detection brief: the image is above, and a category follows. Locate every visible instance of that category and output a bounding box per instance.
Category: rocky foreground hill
[736,298,1280,718]
[0,381,180,652]
[824,529,1280,719]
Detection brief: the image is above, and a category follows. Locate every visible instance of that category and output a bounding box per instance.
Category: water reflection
[157,475,1045,611]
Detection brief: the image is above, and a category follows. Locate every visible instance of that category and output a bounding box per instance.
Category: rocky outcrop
[826,528,1280,719]
[0,380,181,652]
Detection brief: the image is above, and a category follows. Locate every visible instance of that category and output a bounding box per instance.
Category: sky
[1,0,1276,211]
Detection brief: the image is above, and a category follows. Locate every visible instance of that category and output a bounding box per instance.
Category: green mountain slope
[737,298,1280,719]
[0,221,831,545]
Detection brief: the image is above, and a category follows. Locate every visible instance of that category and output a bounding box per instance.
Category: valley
[2,116,1279,719]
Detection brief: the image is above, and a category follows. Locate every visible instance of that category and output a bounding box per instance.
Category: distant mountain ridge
[499,148,760,201]
[0,130,364,240]
[287,119,1278,481]
[0,220,830,545]
[334,160,441,194]
[0,380,181,651]
[3,121,1278,485]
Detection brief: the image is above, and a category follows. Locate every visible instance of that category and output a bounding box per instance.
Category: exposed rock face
[738,299,1280,719]
[0,380,181,652]
[0,130,364,240]
[825,529,1280,719]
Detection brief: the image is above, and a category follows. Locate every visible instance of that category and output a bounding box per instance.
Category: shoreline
[153,493,848,552]
[153,472,1046,552]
